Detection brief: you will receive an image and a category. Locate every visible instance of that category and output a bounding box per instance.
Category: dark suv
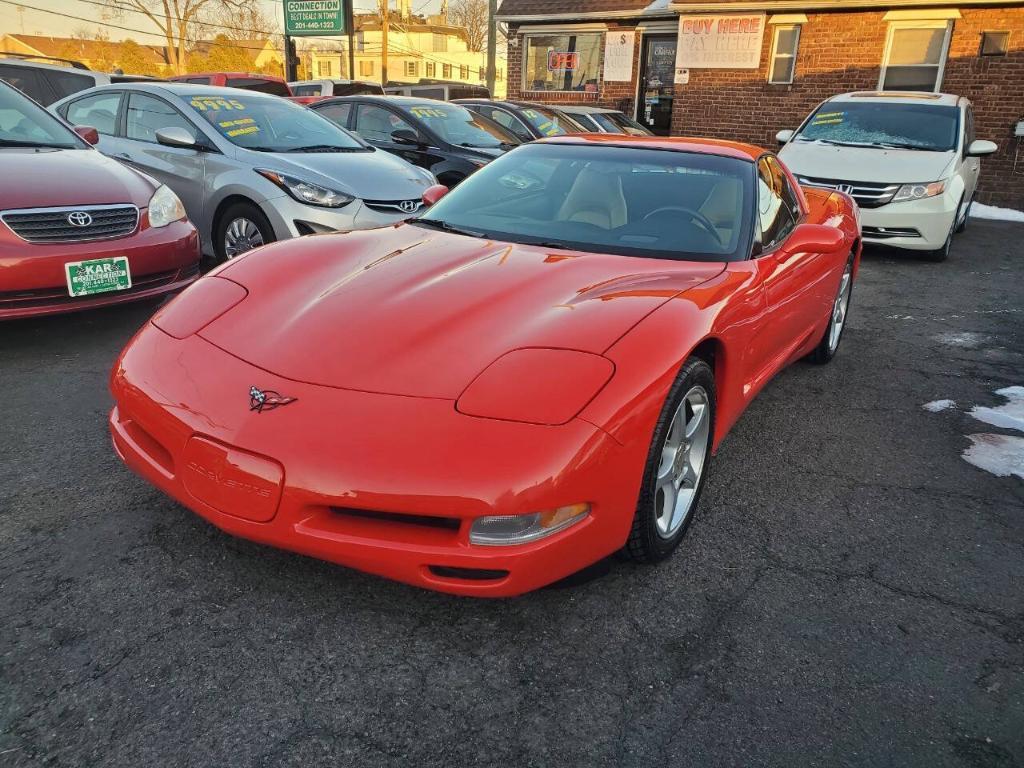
[310,95,519,187]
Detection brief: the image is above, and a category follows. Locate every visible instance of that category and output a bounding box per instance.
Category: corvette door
[755,156,834,365]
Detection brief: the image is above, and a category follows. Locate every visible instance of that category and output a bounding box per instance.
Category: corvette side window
[756,157,796,250]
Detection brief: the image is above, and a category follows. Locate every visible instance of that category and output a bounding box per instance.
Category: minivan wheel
[215,202,275,261]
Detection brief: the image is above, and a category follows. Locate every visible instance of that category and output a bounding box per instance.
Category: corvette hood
[200,225,724,398]
[779,141,956,184]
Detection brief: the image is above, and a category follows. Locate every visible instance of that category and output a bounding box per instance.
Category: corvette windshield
[413,143,754,262]
[187,92,365,152]
[795,101,960,151]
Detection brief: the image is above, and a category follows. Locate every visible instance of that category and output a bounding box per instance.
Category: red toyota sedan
[110,135,860,596]
[0,81,199,320]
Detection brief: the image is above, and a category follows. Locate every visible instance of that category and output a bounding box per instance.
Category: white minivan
[777,91,997,261]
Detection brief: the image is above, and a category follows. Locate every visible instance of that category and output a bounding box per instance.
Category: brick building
[496,0,1024,206]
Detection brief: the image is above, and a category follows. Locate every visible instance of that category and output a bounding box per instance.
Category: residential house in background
[307,10,507,97]
[0,33,167,73]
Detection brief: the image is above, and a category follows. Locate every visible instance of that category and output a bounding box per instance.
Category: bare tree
[447,0,487,52]
[103,0,254,74]
[198,1,279,42]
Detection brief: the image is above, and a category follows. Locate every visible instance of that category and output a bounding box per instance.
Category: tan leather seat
[557,167,628,229]
[699,178,741,230]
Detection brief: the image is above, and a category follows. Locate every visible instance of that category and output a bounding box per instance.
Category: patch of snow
[968,386,1024,433]
[933,331,989,348]
[923,399,957,412]
[970,202,1024,223]
[962,433,1024,479]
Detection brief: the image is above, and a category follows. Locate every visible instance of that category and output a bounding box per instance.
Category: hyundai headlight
[147,184,186,228]
[892,180,946,203]
[256,169,354,208]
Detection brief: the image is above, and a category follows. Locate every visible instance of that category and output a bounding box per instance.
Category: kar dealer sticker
[65,257,132,297]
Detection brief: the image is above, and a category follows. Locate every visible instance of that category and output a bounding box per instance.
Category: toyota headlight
[256,169,354,208]
[892,180,947,203]
[147,184,186,228]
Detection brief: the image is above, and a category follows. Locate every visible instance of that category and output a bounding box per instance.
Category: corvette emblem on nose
[249,386,297,413]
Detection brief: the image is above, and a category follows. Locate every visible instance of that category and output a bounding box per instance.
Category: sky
[3,0,444,45]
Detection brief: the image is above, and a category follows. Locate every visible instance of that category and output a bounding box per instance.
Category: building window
[405,60,418,77]
[460,64,469,79]
[497,67,502,81]
[426,61,435,77]
[478,66,485,80]
[880,21,951,92]
[442,63,452,78]
[359,60,374,77]
[980,30,1010,56]
[768,25,800,84]
[523,32,602,92]
[432,33,448,52]
[318,59,333,77]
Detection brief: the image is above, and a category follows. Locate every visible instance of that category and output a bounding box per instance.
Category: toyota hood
[246,147,434,201]
[199,224,724,398]
[0,147,157,210]
[779,140,956,184]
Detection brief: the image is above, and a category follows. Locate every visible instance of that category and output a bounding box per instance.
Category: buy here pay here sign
[675,14,766,69]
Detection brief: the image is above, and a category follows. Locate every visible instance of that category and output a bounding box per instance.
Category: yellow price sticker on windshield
[218,117,255,128]
[523,109,540,118]
[226,125,260,137]
[410,107,447,119]
[190,96,245,111]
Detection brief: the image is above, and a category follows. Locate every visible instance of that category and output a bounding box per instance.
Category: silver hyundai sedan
[50,83,437,259]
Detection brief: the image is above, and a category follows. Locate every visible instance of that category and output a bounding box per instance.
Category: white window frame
[768,24,801,84]
[521,30,605,93]
[405,60,418,77]
[879,19,952,93]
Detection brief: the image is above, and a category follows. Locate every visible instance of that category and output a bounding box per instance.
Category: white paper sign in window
[603,31,635,82]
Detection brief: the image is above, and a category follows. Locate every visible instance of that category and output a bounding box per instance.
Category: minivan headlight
[892,180,946,203]
[256,169,354,208]
[148,184,186,228]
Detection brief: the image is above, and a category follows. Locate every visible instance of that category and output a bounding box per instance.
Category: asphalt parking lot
[2,221,1022,768]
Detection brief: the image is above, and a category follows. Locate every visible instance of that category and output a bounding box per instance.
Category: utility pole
[379,0,388,87]
[486,0,497,95]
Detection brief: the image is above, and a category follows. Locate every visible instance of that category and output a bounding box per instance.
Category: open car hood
[199,224,724,398]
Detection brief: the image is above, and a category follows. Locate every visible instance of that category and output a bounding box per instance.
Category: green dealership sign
[283,0,346,35]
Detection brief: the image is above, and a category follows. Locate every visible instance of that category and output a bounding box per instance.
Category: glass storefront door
[638,35,677,135]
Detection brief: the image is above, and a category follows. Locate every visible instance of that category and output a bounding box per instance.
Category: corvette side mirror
[775,129,794,145]
[73,125,99,145]
[422,184,449,207]
[780,223,846,255]
[966,139,998,156]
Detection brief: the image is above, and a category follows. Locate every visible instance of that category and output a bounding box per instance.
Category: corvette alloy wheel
[224,217,265,259]
[828,260,853,353]
[654,384,711,538]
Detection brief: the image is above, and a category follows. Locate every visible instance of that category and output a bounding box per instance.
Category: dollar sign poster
[603,31,635,82]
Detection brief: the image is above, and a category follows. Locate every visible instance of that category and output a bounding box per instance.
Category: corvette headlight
[147,184,186,228]
[470,503,590,546]
[457,348,614,425]
[892,180,947,203]
[256,169,354,208]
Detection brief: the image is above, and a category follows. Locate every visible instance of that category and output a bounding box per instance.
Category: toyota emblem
[67,211,93,227]
[398,200,419,214]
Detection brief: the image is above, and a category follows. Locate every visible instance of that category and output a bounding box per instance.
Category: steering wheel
[643,206,724,248]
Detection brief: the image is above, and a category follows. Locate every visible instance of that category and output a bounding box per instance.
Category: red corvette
[110,135,860,596]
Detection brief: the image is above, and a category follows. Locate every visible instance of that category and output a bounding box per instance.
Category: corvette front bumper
[109,322,646,596]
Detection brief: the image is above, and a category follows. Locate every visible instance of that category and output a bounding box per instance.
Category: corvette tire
[809,253,854,364]
[625,356,715,563]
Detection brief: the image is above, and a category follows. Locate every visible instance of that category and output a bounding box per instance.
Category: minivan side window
[45,70,93,100]
[756,156,797,250]
[0,65,51,104]
[963,106,975,157]
[126,92,195,143]
[65,92,122,136]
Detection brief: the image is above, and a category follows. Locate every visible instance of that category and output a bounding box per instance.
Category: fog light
[469,503,590,546]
